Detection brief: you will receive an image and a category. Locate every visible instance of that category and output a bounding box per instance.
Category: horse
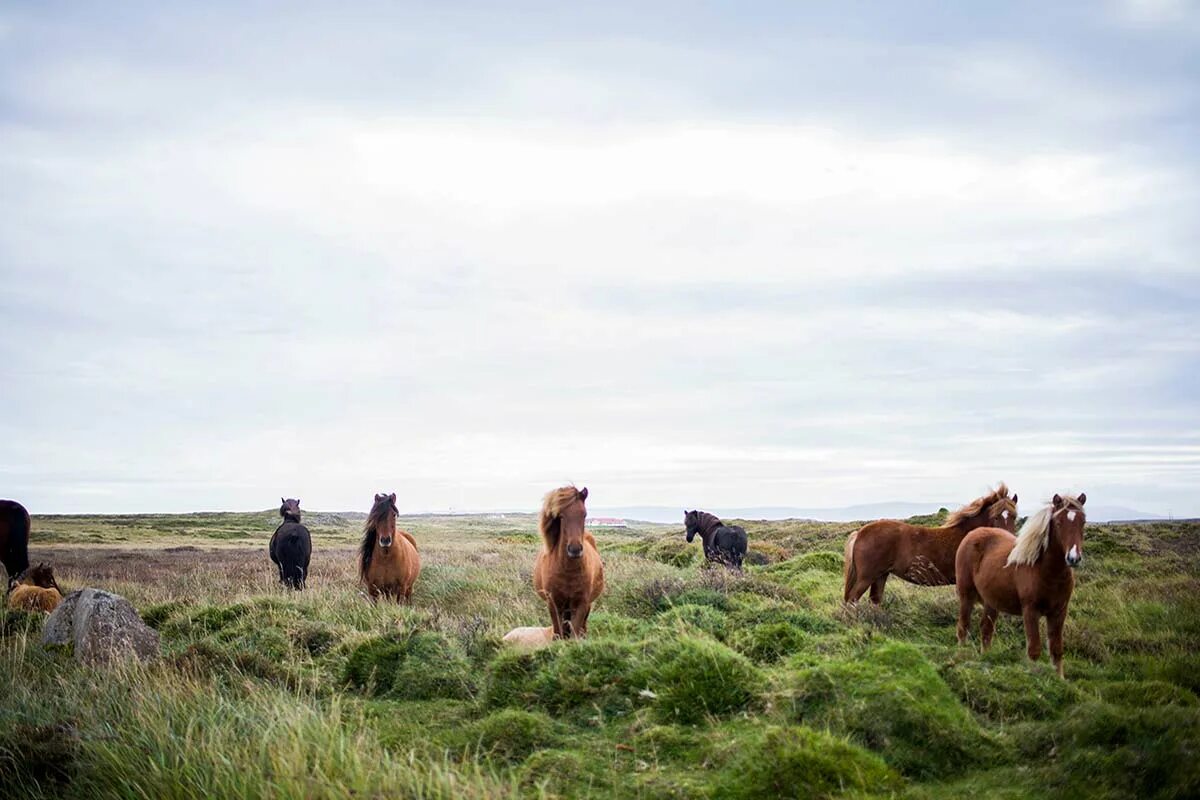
[502,626,554,651]
[0,499,31,585]
[956,493,1086,678]
[7,562,63,613]
[358,492,420,603]
[843,483,1018,604]
[684,510,748,568]
[269,497,312,589]
[532,486,605,639]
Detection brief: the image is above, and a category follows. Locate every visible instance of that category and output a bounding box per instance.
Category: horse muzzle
[379,538,393,549]
[1065,545,1082,568]
[566,544,584,559]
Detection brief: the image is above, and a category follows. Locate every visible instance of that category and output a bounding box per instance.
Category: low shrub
[730,622,810,663]
[458,709,561,763]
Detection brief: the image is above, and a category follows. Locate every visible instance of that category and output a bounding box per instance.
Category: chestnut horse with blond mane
[533,486,605,639]
[844,484,1017,604]
[956,492,1086,677]
[359,492,421,603]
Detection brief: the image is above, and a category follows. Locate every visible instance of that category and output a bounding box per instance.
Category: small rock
[42,588,160,664]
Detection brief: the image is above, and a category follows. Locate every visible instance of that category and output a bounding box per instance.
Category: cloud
[0,3,1197,515]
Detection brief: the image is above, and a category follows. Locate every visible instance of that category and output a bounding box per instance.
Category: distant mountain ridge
[589,503,1164,525]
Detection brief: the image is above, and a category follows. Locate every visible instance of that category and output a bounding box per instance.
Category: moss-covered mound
[645,635,763,724]
[715,726,902,800]
[790,641,994,778]
[343,631,474,700]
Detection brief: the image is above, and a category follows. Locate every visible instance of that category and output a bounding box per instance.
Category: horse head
[987,492,1018,533]
[684,510,699,542]
[371,492,398,549]
[561,487,588,559]
[279,497,302,522]
[1051,492,1086,568]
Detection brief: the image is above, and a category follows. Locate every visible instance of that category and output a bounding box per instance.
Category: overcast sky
[2,1,1198,516]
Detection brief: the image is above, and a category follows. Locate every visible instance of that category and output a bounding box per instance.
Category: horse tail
[843,530,859,601]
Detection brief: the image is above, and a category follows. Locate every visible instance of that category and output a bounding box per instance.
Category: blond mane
[945,483,1013,528]
[539,485,584,548]
[1007,494,1085,566]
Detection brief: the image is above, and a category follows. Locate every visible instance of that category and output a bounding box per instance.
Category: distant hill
[592,503,1165,524]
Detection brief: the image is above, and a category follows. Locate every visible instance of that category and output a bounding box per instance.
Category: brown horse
[843,484,1017,604]
[1,499,31,585]
[358,492,421,603]
[956,493,1086,677]
[532,485,605,639]
[7,562,63,613]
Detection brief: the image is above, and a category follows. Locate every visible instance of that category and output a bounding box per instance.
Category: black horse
[684,510,748,569]
[1,500,31,589]
[270,498,312,589]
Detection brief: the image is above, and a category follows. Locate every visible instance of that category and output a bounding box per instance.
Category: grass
[1,511,1198,798]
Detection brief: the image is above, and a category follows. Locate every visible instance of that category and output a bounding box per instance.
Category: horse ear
[388,493,396,503]
[281,497,286,504]
[1052,494,1063,508]
[374,493,383,502]
[1077,492,1086,506]
[1012,494,1018,505]
[579,487,588,502]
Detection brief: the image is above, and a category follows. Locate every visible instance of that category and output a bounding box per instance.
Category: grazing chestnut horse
[844,484,1017,604]
[7,563,63,613]
[1,499,31,585]
[358,492,420,603]
[956,493,1086,677]
[269,497,312,589]
[533,486,605,639]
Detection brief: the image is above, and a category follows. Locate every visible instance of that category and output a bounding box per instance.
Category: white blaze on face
[1067,510,1077,522]
[1067,544,1081,564]
[1002,510,1010,522]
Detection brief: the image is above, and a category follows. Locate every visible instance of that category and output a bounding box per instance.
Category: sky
[1,1,1198,516]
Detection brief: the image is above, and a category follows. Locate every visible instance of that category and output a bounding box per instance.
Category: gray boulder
[42,588,159,664]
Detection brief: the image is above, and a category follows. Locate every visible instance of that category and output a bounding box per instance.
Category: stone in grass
[42,589,160,665]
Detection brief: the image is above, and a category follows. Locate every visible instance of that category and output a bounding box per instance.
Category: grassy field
[2,510,1198,799]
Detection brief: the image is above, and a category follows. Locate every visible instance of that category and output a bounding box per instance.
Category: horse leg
[1022,605,1043,662]
[845,571,875,605]
[956,588,976,645]
[546,600,565,639]
[869,574,889,605]
[981,606,999,651]
[572,603,592,638]
[1048,609,1067,678]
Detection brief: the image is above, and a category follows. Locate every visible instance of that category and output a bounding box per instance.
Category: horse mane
[693,511,723,536]
[1007,494,1085,566]
[358,496,397,581]
[945,483,1012,528]
[540,485,584,550]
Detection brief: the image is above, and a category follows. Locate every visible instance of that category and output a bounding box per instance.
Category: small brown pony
[533,486,605,639]
[844,483,1018,604]
[956,493,1086,677]
[358,493,421,603]
[7,563,64,613]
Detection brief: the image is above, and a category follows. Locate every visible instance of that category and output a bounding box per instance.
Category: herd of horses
[2,482,1089,676]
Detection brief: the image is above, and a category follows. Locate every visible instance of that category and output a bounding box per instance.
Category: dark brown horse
[358,493,420,603]
[533,486,605,639]
[269,498,312,589]
[956,493,1086,677]
[1,499,31,587]
[843,484,1017,604]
